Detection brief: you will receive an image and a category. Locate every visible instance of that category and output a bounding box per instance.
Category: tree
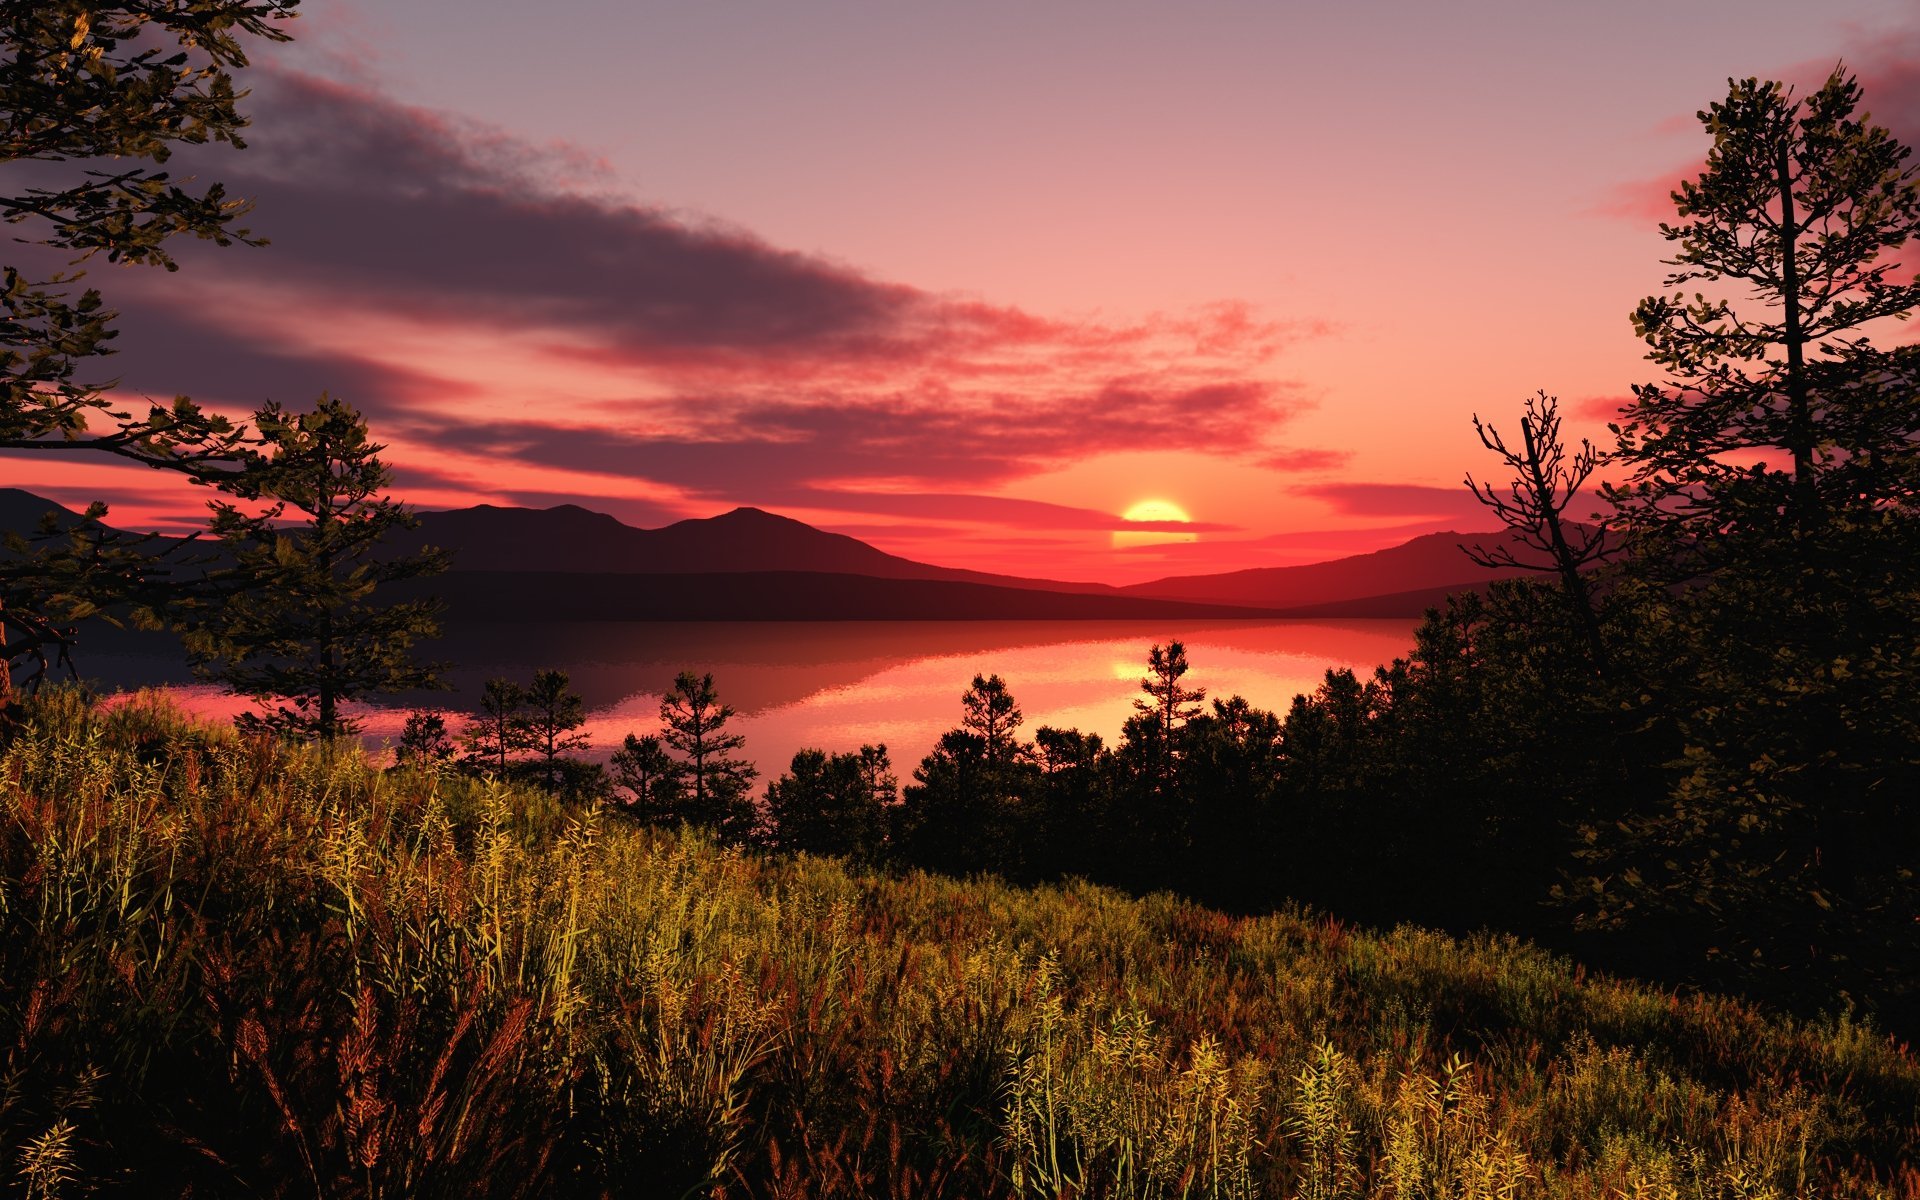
[1610,66,1920,548]
[0,2,300,696]
[395,710,455,768]
[1574,68,1920,1018]
[960,672,1022,762]
[521,668,590,791]
[185,396,444,738]
[1466,392,1610,670]
[1131,641,1205,776]
[463,678,526,777]
[0,499,207,694]
[609,732,676,821]
[658,670,756,839]
[896,675,1037,878]
[762,744,896,865]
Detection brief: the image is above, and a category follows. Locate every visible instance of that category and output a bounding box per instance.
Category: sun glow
[1113,498,1199,550]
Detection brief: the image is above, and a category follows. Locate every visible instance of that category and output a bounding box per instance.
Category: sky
[9,0,1920,582]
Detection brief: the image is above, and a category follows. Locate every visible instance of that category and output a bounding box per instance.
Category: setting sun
[1113,498,1199,549]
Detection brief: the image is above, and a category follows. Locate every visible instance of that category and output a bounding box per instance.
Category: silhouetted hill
[3,490,1540,618]
[405,504,1115,594]
[0,488,86,533]
[1120,529,1538,611]
[397,570,1277,622]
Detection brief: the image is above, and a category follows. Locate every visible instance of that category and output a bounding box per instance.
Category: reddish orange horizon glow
[7,3,1919,584]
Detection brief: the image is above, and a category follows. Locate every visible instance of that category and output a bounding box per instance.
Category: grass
[0,688,1915,1197]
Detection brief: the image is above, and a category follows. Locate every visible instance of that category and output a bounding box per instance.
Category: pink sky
[8,1,1919,582]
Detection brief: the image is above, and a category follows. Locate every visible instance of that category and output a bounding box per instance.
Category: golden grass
[0,689,1913,1197]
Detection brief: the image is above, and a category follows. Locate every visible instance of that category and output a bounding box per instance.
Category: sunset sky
[10,0,1920,581]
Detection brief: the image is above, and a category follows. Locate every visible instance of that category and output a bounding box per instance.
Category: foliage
[520,668,590,792]
[1,691,1915,1198]
[656,670,756,841]
[0,1,300,692]
[1562,66,1920,1003]
[609,732,674,818]
[895,674,1038,877]
[396,708,456,767]
[184,395,445,738]
[1610,67,1920,541]
[761,744,895,866]
[463,677,525,776]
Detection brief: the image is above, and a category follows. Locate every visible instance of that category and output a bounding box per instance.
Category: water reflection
[82,619,1417,776]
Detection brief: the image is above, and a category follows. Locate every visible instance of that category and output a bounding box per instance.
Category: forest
[2,3,1917,1195]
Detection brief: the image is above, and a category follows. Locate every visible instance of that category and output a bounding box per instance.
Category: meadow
[1,690,1914,1198]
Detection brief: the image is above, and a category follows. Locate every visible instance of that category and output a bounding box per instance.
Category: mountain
[404,504,1116,594]
[1120,528,1534,611]
[2,490,1534,619]
[0,488,88,533]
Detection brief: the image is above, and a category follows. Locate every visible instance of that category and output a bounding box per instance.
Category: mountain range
[3,488,1530,620]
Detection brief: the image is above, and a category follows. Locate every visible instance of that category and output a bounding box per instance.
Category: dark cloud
[10,63,1318,521]
[1303,482,1489,522]
[411,376,1301,493]
[155,71,936,359]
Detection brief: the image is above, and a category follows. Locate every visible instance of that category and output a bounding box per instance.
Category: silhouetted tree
[1571,67,1920,1016]
[610,732,676,820]
[898,675,1037,877]
[463,678,526,777]
[185,397,444,738]
[1177,695,1283,907]
[960,672,1022,762]
[659,670,756,840]
[1466,392,1610,670]
[0,2,299,696]
[522,668,590,792]
[1025,726,1112,879]
[763,744,896,865]
[396,710,456,767]
[1611,66,1920,547]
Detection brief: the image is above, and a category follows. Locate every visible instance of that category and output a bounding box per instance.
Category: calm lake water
[85,619,1417,777]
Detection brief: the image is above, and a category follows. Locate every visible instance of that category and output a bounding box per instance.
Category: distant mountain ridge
[2,489,1529,618]
[402,504,1117,595]
[1120,529,1541,611]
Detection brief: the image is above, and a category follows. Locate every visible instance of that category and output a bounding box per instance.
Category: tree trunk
[1523,417,1609,673]
[0,596,11,706]
[1776,139,1816,522]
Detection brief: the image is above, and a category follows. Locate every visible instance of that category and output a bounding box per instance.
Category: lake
[83,619,1418,777]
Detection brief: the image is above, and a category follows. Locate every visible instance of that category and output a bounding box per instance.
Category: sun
[1113,498,1199,550]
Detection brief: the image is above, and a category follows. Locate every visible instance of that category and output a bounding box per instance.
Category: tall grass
[0,689,1913,1197]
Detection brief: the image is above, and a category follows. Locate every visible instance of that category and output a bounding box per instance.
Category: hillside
[3,488,1571,618]
[2,692,1911,1198]
[405,503,1117,594]
[1123,527,1536,609]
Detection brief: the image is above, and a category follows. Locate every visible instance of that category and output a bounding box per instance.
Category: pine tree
[1133,642,1205,756]
[522,668,590,792]
[187,396,444,738]
[659,670,756,839]
[463,679,526,776]
[0,3,299,696]
[960,672,1023,762]
[609,732,676,820]
[1610,67,1920,552]
[1577,67,1920,1012]
[396,710,456,768]
[763,744,895,864]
